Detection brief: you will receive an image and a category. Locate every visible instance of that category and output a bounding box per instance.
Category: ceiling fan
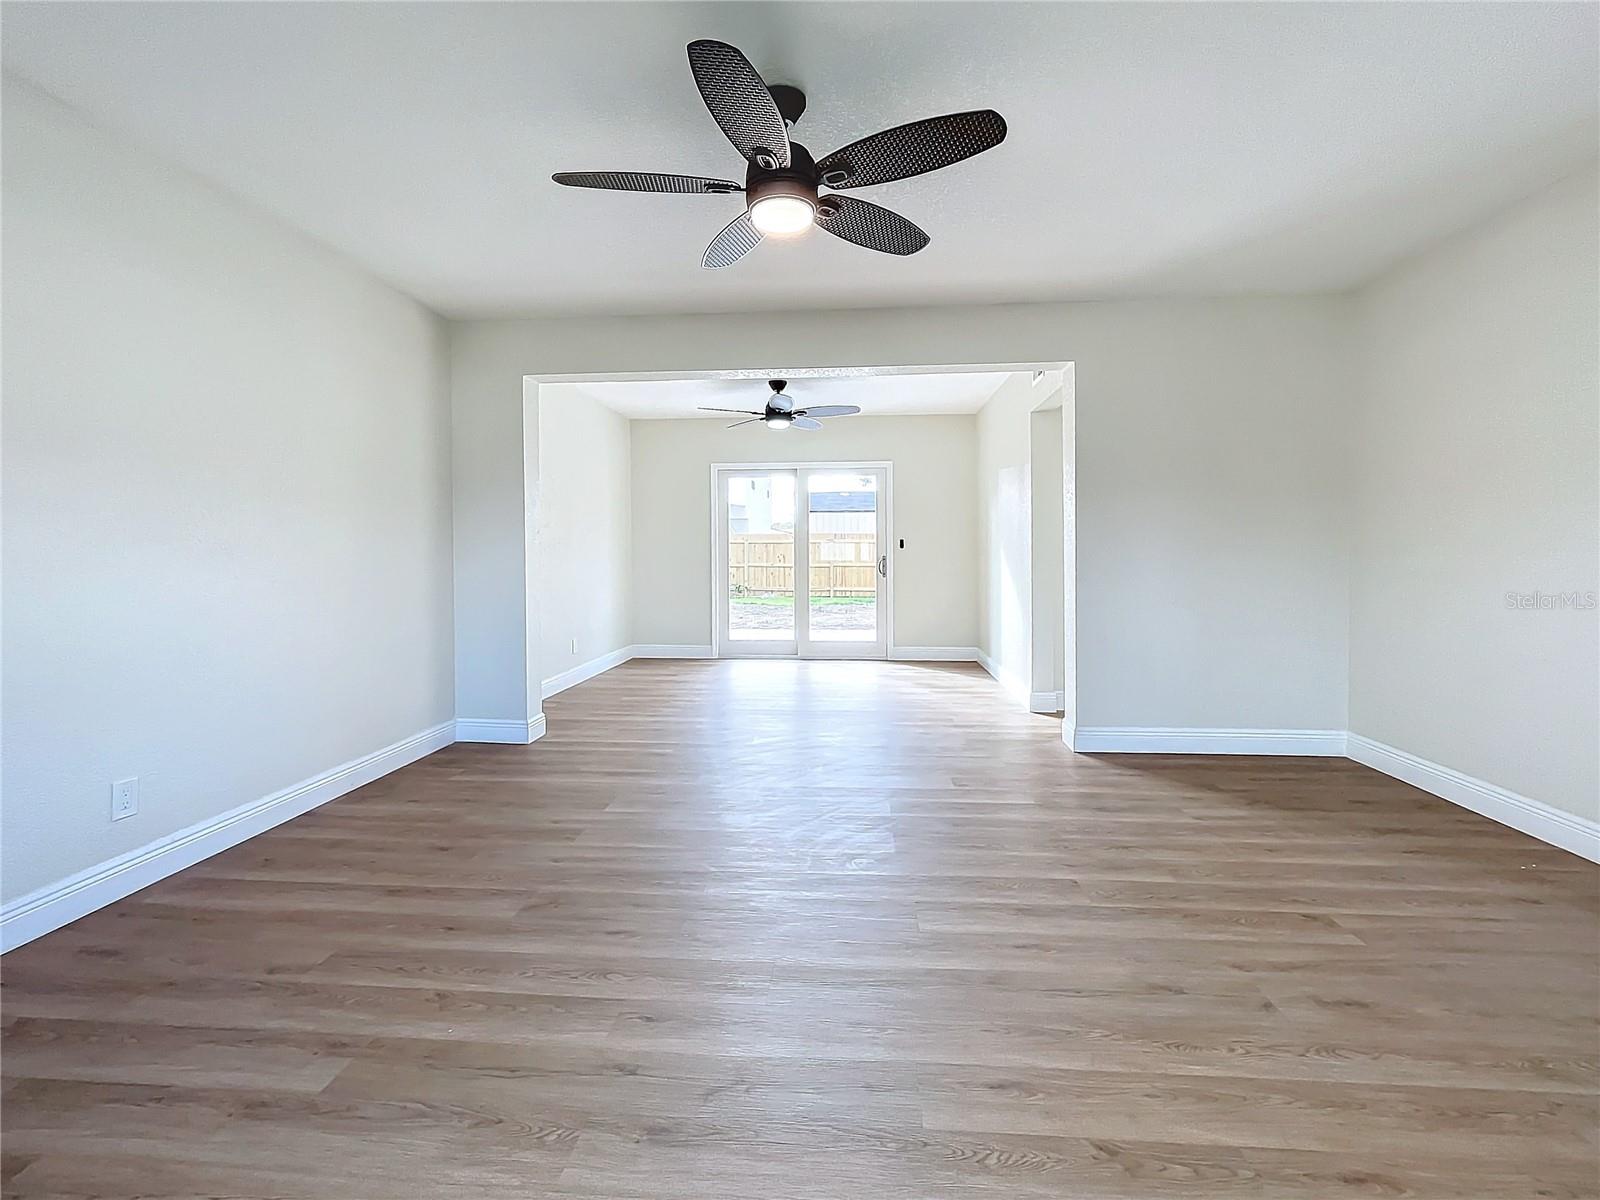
[699,380,860,429]
[553,39,1007,268]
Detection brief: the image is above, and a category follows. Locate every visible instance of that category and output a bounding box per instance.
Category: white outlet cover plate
[111,777,139,821]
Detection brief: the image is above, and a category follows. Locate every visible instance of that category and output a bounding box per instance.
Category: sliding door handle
[877,554,887,578]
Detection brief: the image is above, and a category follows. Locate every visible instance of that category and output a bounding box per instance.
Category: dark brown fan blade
[698,407,764,415]
[726,418,763,428]
[816,110,1006,189]
[816,195,929,256]
[687,40,790,167]
[553,172,742,194]
[702,210,763,269]
[794,404,860,418]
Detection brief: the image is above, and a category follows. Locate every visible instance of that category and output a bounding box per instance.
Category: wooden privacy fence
[729,533,877,598]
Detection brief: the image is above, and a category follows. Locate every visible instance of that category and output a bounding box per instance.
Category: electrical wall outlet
[111,777,139,821]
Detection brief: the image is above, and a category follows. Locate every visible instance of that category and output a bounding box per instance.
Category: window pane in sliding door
[727,473,796,641]
[806,471,878,642]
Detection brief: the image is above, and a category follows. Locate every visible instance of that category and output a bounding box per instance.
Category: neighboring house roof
[809,491,876,513]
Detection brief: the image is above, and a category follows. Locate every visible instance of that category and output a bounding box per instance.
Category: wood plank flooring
[3,659,1597,1198]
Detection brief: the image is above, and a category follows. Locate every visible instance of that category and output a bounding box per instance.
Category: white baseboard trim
[889,646,981,662]
[975,649,1030,705]
[629,644,715,659]
[0,721,455,953]
[542,646,632,699]
[1030,690,1066,715]
[1073,727,1349,756]
[454,715,547,744]
[11,697,1586,966]
[1347,733,1600,863]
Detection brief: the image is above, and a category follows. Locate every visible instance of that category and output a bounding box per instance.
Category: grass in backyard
[731,594,874,606]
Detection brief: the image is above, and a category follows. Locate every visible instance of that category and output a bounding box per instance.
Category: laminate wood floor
[3,660,1597,1198]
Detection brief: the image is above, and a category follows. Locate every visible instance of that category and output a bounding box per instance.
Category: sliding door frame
[711,460,894,660]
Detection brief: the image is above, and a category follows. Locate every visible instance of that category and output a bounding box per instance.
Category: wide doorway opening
[715,464,888,659]
[526,360,1074,735]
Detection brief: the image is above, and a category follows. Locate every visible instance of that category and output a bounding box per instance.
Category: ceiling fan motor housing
[745,141,821,214]
[767,83,808,128]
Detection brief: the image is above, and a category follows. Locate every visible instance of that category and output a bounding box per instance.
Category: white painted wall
[1,80,454,906]
[451,298,1353,733]
[1031,404,1066,708]
[1059,373,1080,737]
[629,415,979,651]
[976,374,1037,699]
[450,363,539,733]
[977,376,1066,711]
[535,386,631,682]
[1351,165,1600,823]
[1073,303,1352,731]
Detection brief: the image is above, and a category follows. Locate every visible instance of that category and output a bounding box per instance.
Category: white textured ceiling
[4,2,1595,318]
[551,371,1017,420]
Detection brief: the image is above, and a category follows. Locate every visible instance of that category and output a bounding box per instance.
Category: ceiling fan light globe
[766,415,793,429]
[749,194,815,236]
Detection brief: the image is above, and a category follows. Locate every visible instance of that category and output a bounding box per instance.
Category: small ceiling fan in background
[553,38,1007,268]
[699,380,860,429]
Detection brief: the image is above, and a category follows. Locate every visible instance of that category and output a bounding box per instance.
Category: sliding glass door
[719,469,799,655]
[800,469,885,657]
[715,465,888,659]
